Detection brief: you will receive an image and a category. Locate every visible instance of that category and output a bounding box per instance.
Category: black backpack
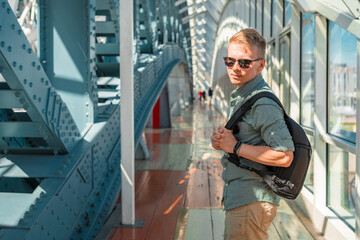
[225,91,312,200]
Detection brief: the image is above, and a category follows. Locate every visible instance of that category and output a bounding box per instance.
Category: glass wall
[271,0,276,37]
[301,14,315,128]
[328,21,357,143]
[279,34,291,113]
[328,145,356,229]
[283,0,291,26]
[255,0,257,28]
[304,134,314,192]
[261,0,264,35]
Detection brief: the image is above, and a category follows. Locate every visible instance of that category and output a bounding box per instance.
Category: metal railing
[133,44,187,146]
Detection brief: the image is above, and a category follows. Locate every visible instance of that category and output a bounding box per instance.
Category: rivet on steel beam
[12,61,17,67]
[0,41,4,47]
[17,29,21,35]
[7,46,11,52]
[33,94,36,100]
[19,65,23,71]
[29,82,33,87]
[1,2,6,8]
[7,8,11,14]
[37,65,41,70]
[32,61,36,67]
[41,77,44,83]
[11,24,15,30]
[27,48,32,53]
[23,79,27,84]
[40,192,46,198]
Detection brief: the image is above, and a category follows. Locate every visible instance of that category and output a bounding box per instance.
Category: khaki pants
[224,201,277,240]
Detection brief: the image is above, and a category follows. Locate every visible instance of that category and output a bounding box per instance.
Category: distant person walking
[208,87,213,104]
[202,90,207,102]
[198,90,203,102]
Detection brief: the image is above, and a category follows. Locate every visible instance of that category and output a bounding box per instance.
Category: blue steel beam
[0,0,82,153]
[38,0,97,134]
[0,105,121,239]
[95,0,119,78]
[138,0,153,53]
[94,0,120,120]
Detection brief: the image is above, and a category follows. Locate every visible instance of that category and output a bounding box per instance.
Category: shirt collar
[230,74,264,99]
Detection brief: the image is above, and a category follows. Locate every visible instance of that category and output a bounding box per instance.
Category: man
[211,28,295,239]
[208,87,213,104]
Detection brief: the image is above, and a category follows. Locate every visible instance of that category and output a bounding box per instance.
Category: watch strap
[233,141,242,156]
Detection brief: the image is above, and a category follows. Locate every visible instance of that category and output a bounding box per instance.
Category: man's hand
[211,127,222,150]
[211,126,237,153]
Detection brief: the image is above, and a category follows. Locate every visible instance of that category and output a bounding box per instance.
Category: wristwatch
[233,141,242,156]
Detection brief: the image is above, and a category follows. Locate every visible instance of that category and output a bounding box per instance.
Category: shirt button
[224,167,226,170]
[225,183,228,186]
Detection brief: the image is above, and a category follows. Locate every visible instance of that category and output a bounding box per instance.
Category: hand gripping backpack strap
[225,91,284,174]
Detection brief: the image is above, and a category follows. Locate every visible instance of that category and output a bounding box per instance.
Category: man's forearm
[237,144,293,167]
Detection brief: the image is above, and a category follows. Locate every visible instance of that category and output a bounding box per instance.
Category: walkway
[96,102,324,240]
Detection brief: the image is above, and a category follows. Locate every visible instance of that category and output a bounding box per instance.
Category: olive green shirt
[221,74,295,210]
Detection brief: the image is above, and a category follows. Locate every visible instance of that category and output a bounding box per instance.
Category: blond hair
[229,28,266,57]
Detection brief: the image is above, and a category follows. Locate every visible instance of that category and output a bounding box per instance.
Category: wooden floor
[96,102,324,240]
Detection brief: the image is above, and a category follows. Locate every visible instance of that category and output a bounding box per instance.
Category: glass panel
[301,14,315,128]
[255,0,257,29]
[284,1,291,26]
[279,34,290,113]
[271,0,276,37]
[271,42,279,95]
[265,45,272,87]
[249,0,252,27]
[328,145,356,229]
[328,22,357,143]
[261,0,264,36]
[304,134,314,192]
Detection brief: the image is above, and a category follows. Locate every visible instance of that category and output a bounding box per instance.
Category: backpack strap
[225,91,284,175]
[225,91,285,131]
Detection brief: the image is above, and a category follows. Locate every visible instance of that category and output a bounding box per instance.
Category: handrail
[133,45,187,147]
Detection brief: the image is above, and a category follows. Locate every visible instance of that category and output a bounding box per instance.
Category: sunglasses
[223,57,263,69]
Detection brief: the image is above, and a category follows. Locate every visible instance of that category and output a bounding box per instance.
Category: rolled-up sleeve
[249,98,295,152]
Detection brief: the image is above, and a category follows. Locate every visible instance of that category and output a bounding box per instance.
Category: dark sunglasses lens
[238,59,252,69]
[224,58,235,67]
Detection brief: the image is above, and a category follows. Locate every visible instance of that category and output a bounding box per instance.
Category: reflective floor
[96,101,324,240]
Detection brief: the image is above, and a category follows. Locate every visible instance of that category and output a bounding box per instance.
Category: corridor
[97,102,321,240]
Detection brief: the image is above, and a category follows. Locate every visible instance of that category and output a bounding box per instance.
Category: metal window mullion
[355,38,360,240]
[314,14,328,209]
[290,5,301,122]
